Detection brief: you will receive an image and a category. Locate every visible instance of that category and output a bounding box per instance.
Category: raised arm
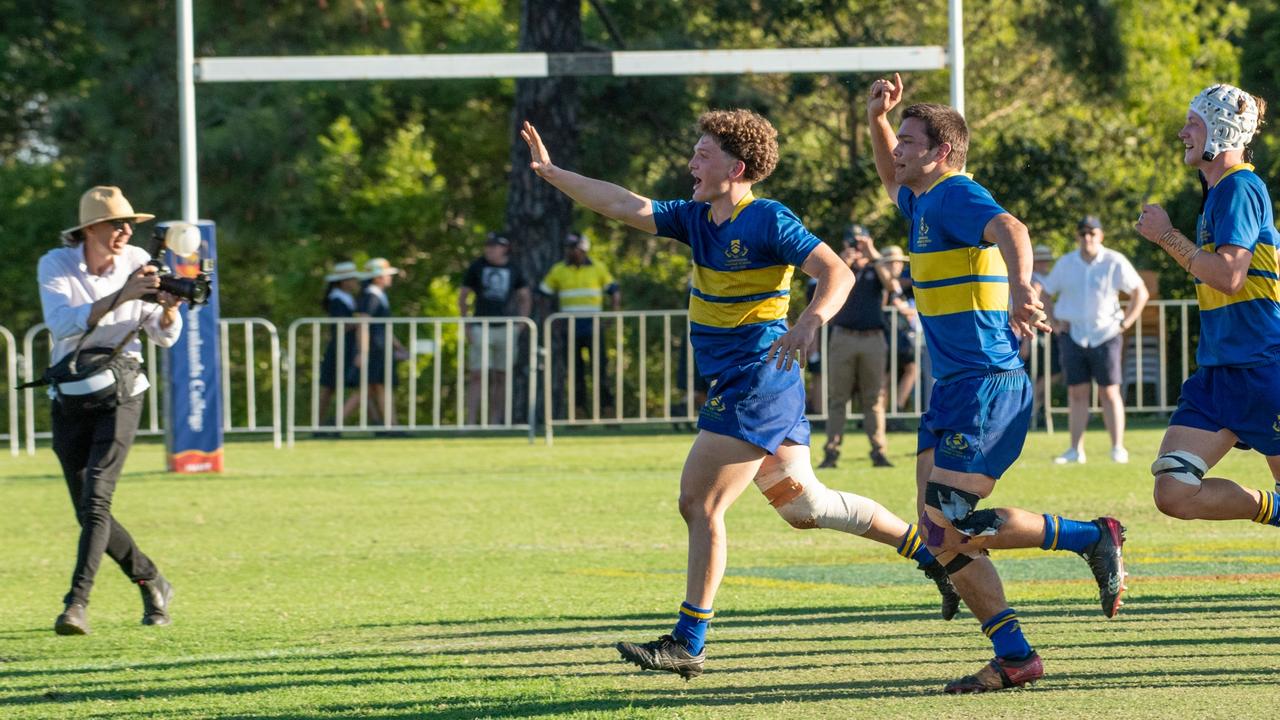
[866,72,904,200]
[521,121,658,234]
[766,243,854,371]
[985,213,1052,339]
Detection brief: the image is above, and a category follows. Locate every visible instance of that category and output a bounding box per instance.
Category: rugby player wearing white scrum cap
[1136,86,1280,545]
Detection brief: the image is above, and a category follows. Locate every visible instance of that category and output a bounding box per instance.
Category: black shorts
[1058,333,1123,386]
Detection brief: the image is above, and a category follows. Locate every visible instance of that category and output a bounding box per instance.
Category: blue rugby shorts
[1170,361,1280,456]
[697,360,810,453]
[917,369,1032,479]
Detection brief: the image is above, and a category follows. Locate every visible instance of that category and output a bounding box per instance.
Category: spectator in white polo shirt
[1041,216,1149,464]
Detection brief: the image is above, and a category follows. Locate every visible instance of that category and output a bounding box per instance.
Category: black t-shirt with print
[462,258,528,317]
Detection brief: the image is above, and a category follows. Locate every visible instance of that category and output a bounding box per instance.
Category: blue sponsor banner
[159,220,224,472]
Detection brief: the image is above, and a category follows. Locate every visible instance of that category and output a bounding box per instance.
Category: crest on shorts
[700,394,727,422]
[944,433,969,451]
[1271,414,1280,434]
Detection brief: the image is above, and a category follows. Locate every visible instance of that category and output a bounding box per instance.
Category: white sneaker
[1054,448,1086,464]
[1111,447,1129,464]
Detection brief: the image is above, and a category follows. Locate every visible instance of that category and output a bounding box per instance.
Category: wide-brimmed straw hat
[324,261,362,282]
[876,245,908,264]
[61,186,155,236]
[363,257,400,278]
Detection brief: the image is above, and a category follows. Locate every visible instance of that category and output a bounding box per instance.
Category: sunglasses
[107,219,133,232]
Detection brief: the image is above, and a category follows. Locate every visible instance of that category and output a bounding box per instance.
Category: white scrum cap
[1190,83,1260,161]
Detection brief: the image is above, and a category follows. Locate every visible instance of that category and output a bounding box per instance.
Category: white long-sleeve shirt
[37,243,182,394]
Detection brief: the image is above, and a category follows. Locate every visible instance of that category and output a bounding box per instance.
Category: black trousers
[51,394,157,607]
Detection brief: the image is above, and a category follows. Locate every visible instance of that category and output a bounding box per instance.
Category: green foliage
[0,0,1274,333]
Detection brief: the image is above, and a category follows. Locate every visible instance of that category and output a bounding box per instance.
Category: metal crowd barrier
[220,318,283,448]
[540,300,1201,442]
[20,318,283,454]
[540,308,933,444]
[1,325,19,456]
[14,299,1201,452]
[541,310,699,444]
[285,316,538,447]
[1039,298,1196,433]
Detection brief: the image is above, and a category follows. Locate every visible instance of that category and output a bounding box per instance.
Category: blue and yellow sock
[1253,490,1280,526]
[982,608,1032,660]
[896,524,937,567]
[672,602,713,655]
[1040,514,1101,553]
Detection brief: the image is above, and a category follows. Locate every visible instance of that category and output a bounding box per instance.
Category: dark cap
[843,223,871,245]
[485,232,510,247]
[564,233,590,251]
[1077,215,1103,232]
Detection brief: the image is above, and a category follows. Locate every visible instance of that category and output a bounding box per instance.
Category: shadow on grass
[96,663,1280,720]
[7,591,1280,715]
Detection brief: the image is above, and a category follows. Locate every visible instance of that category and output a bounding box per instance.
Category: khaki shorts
[466,324,514,372]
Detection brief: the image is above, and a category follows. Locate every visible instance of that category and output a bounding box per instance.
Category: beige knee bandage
[753,460,880,535]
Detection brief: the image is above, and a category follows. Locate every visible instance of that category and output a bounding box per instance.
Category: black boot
[817,448,840,469]
[139,575,174,626]
[54,603,90,636]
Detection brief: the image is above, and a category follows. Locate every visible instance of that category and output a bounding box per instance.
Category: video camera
[143,225,212,306]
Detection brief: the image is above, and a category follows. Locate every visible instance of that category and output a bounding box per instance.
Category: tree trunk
[506,0,580,302]
[505,0,581,424]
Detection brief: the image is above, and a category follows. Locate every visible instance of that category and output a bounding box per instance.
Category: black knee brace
[924,482,1004,537]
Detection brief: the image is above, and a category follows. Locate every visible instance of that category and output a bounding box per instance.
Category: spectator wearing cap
[539,233,621,419]
[358,257,409,433]
[818,224,904,469]
[1041,216,1150,464]
[459,232,532,425]
[316,261,367,433]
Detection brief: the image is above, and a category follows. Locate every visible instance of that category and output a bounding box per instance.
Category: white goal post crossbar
[177,0,964,220]
[195,46,947,82]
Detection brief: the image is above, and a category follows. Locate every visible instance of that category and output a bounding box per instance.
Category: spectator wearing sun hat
[357,257,408,431]
[40,186,180,635]
[316,261,366,432]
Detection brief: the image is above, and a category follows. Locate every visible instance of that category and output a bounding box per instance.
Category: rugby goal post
[176,0,965,221]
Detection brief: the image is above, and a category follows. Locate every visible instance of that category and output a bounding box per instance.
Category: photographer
[37,186,183,635]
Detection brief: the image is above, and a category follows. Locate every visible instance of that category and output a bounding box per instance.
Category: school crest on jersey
[916,218,932,248]
[724,238,750,269]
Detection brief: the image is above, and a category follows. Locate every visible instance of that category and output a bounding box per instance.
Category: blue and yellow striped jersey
[1193,164,1280,367]
[896,173,1022,382]
[652,193,821,378]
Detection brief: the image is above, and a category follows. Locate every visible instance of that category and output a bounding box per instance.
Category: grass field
[3,424,1280,718]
